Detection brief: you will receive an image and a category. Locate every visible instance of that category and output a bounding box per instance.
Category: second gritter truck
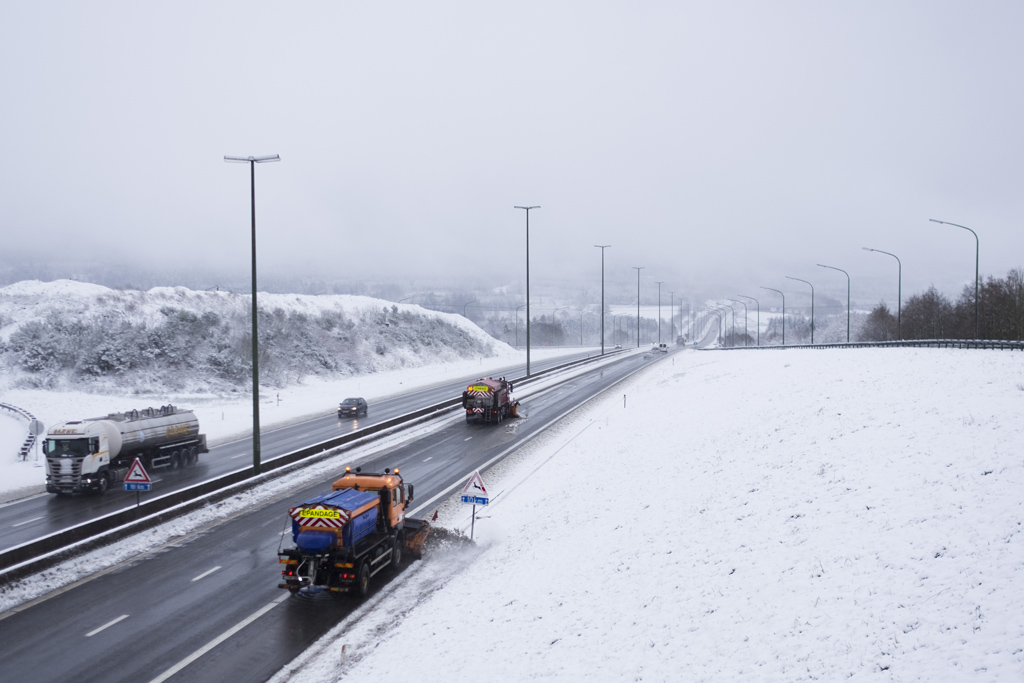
[461,377,519,425]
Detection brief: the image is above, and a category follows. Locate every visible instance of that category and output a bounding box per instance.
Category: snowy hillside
[0,280,509,394]
[277,347,1024,682]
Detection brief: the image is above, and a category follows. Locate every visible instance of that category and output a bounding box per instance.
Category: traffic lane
[0,351,599,550]
[392,351,658,519]
[0,495,299,683]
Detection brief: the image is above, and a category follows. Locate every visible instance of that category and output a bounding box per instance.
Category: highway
[0,348,665,683]
[0,350,597,554]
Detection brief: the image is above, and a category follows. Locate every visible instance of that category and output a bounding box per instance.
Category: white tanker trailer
[44,405,208,495]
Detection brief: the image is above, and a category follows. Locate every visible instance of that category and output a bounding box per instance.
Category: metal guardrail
[0,403,40,461]
[0,349,624,581]
[705,339,1024,352]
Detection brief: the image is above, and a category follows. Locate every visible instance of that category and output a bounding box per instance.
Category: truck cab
[331,467,413,530]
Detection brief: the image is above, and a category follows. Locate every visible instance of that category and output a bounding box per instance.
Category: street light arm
[224,155,280,163]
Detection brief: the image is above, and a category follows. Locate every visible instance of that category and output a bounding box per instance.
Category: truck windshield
[46,439,90,457]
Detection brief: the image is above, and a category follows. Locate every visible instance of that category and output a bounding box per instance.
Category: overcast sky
[2,2,1022,307]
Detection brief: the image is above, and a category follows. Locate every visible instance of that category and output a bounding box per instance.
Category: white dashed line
[191,566,222,582]
[12,516,43,527]
[86,614,129,637]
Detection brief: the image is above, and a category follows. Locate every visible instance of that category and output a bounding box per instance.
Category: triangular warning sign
[124,458,152,484]
[461,470,487,496]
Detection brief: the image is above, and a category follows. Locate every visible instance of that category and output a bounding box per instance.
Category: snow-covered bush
[0,281,502,394]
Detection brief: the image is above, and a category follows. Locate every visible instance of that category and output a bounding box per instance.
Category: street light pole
[728,299,748,346]
[760,286,785,345]
[224,154,279,476]
[930,218,980,338]
[863,247,901,340]
[595,245,610,355]
[738,295,759,346]
[655,281,664,344]
[817,264,850,343]
[462,300,477,317]
[785,276,815,344]
[633,267,644,347]
[669,291,675,343]
[514,206,540,375]
[515,303,527,347]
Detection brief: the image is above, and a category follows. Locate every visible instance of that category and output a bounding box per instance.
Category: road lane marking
[231,453,247,458]
[12,516,43,527]
[191,566,222,582]
[464,437,472,441]
[86,614,129,637]
[147,593,289,683]
[423,456,432,462]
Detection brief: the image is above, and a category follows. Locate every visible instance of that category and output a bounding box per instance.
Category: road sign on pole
[124,458,152,504]
[460,471,489,540]
[460,470,489,506]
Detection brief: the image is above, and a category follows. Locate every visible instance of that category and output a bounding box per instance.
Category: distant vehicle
[45,405,208,495]
[338,397,368,418]
[656,343,669,353]
[676,336,686,345]
[614,344,622,349]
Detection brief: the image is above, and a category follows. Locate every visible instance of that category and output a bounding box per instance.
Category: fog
[1,2,1022,309]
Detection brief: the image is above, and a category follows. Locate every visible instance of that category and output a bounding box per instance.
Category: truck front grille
[47,456,84,484]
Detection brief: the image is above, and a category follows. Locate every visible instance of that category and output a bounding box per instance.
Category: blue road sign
[461,495,488,506]
[124,482,152,492]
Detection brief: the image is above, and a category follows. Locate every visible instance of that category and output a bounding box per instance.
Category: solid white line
[12,516,43,527]
[191,566,222,582]
[86,614,129,637]
[147,594,289,683]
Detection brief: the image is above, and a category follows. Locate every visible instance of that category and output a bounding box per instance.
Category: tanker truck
[278,466,430,597]
[44,405,208,495]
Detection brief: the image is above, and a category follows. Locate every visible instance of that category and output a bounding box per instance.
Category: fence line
[706,339,1024,352]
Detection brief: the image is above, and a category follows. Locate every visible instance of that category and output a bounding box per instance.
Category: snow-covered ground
[0,347,588,501]
[274,347,1024,682]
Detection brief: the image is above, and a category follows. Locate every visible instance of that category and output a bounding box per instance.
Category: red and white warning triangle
[461,470,488,497]
[124,458,152,484]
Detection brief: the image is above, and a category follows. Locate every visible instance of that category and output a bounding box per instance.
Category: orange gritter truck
[278,466,430,597]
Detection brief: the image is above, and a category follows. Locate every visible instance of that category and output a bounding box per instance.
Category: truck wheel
[189,446,198,466]
[170,450,181,469]
[356,561,371,597]
[96,473,108,494]
[391,537,402,570]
